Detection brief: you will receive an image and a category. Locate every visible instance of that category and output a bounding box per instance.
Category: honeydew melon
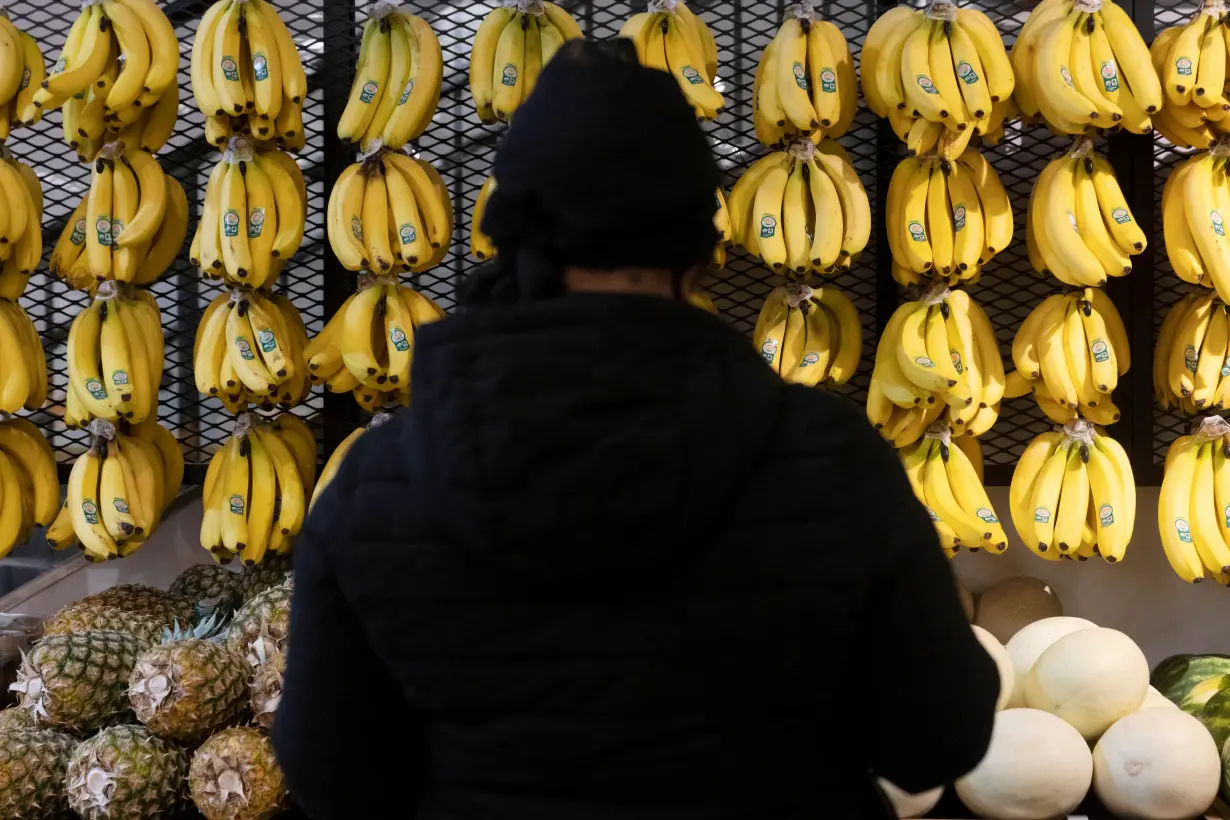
[972,625,1013,711]
[1004,616,1096,708]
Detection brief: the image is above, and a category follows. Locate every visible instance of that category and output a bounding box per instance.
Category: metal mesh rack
[0,0,1195,486]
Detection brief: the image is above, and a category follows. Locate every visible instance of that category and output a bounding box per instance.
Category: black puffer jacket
[274,294,998,820]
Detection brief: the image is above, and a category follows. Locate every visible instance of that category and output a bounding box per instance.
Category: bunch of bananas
[0,299,45,414]
[338,6,442,149]
[65,286,164,426]
[0,12,44,138]
[305,277,445,413]
[1010,421,1135,564]
[1159,418,1230,584]
[30,0,179,161]
[0,147,43,300]
[620,1,722,120]
[887,150,1013,287]
[471,175,497,260]
[1153,290,1230,414]
[470,2,581,125]
[327,149,452,274]
[191,139,306,288]
[200,413,315,565]
[191,0,308,152]
[751,282,860,387]
[862,5,1014,159]
[1026,143,1146,286]
[51,144,186,291]
[194,289,309,413]
[1150,14,1230,149]
[869,288,1004,447]
[900,426,1006,558]
[1012,0,1159,137]
[1010,289,1130,427]
[310,414,390,511]
[0,417,58,557]
[727,140,869,276]
[56,419,184,560]
[1162,149,1230,301]
[752,7,855,146]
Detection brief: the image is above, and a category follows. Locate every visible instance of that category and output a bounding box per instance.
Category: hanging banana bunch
[190,0,309,151]
[727,139,869,277]
[0,11,46,138]
[1161,143,1230,305]
[751,282,861,387]
[1026,139,1146,287]
[305,275,445,412]
[886,149,1013,287]
[0,298,46,414]
[62,418,184,561]
[0,145,43,300]
[29,0,180,160]
[1012,0,1159,137]
[620,1,723,121]
[338,4,443,148]
[327,148,453,274]
[194,289,309,414]
[1150,2,1230,149]
[862,2,1014,156]
[751,2,856,146]
[1158,416,1230,584]
[1009,288,1130,427]
[311,413,393,512]
[65,283,164,426]
[1152,290,1230,415]
[50,143,186,291]
[1010,420,1135,565]
[868,284,1004,447]
[899,423,1007,558]
[0,416,60,557]
[469,1,581,125]
[191,138,306,288]
[199,412,315,565]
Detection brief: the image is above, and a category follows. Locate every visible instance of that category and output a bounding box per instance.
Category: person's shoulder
[773,384,883,456]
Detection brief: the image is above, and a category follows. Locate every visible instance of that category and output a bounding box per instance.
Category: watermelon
[1221,733,1230,803]
[1199,688,1230,752]
[1152,654,1230,705]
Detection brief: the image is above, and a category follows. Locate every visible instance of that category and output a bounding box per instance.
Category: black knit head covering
[467,38,721,304]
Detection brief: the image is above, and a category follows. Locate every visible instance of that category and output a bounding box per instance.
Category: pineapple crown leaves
[159,610,230,645]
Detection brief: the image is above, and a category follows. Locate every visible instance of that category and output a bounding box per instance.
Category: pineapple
[9,631,143,732]
[238,556,292,602]
[0,727,77,819]
[249,648,284,731]
[169,565,242,613]
[189,727,287,820]
[226,582,291,664]
[0,706,35,730]
[42,604,170,645]
[128,621,250,742]
[65,724,188,819]
[78,585,196,626]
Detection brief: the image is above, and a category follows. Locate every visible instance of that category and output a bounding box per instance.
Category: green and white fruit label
[1176,57,1193,76]
[1067,211,1079,233]
[915,75,937,94]
[792,62,808,90]
[949,349,963,374]
[248,208,266,239]
[926,507,940,523]
[799,352,820,368]
[360,80,380,103]
[221,56,240,82]
[399,79,414,105]
[908,221,927,242]
[956,62,979,85]
[53,57,66,74]
[1100,503,1114,527]
[85,378,107,400]
[760,338,778,364]
[681,66,703,85]
[390,326,410,352]
[1176,518,1193,543]
[109,221,123,242]
[70,218,87,246]
[760,215,776,238]
[914,355,935,368]
[351,216,363,241]
[258,329,277,353]
[110,370,129,386]
[953,204,966,232]
[81,500,99,525]
[1224,504,1230,528]
[1100,61,1119,92]
[975,508,998,524]
[1111,207,1131,225]
[223,209,241,238]
[1034,507,1051,524]
[235,337,256,361]
[253,53,269,82]
[95,217,112,246]
[1222,356,1230,378]
[502,65,519,87]
[1186,344,1199,372]
[1059,66,1074,87]
[1213,209,1225,236]
[819,68,836,93]
[113,498,129,514]
[1090,338,1109,363]
[229,495,245,515]
[399,224,417,245]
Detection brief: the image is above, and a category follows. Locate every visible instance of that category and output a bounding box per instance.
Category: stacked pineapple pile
[2,570,294,819]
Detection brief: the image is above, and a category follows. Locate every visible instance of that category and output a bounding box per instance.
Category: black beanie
[472,37,721,303]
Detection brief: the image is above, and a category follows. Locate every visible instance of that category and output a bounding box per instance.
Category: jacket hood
[403,293,784,586]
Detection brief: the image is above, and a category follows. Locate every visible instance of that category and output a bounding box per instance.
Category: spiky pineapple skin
[169,565,242,612]
[226,583,291,662]
[249,650,285,731]
[42,605,169,646]
[189,727,287,820]
[0,727,77,819]
[0,707,35,730]
[129,640,250,742]
[238,556,292,603]
[77,586,196,627]
[65,724,188,820]
[11,631,142,732]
